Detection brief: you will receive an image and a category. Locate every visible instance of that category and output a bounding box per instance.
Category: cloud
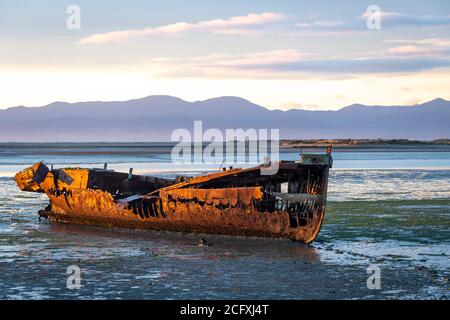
[209,49,306,66]
[231,57,450,74]
[382,45,450,57]
[372,12,450,28]
[380,38,450,58]
[294,11,450,33]
[145,49,309,78]
[79,12,287,44]
[281,102,320,110]
[146,48,450,78]
[405,97,422,105]
[385,38,450,46]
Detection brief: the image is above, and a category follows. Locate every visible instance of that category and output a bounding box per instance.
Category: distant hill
[0,96,449,141]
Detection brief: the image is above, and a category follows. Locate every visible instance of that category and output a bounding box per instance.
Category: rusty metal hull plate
[15,158,331,243]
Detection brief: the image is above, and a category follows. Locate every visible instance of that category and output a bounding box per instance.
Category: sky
[0,0,449,110]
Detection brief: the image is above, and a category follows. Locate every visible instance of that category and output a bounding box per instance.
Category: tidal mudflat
[0,144,448,299]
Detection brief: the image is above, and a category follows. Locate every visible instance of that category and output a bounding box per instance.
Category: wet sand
[0,177,448,299]
[0,221,447,300]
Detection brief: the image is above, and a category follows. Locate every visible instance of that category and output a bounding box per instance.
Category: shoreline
[280,138,450,150]
[0,140,449,156]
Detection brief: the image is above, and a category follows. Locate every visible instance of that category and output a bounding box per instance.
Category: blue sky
[1,0,449,109]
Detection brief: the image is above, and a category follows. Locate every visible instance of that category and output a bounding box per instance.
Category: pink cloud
[383,44,450,57]
[79,12,287,44]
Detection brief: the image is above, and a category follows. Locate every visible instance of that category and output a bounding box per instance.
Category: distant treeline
[280,139,450,147]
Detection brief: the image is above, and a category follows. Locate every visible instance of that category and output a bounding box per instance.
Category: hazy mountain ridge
[0,96,449,141]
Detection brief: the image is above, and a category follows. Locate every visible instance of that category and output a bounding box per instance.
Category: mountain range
[0,96,449,141]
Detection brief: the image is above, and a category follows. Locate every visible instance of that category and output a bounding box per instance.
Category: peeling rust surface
[161,187,263,206]
[15,152,332,243]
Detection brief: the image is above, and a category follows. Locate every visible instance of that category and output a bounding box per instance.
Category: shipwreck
[15,149,332,243]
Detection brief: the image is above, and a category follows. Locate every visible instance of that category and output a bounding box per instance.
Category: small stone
[198,238,212,246]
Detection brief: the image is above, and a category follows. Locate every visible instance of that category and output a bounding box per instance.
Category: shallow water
[0,145,449,299]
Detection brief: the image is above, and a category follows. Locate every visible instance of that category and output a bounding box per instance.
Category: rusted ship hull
[15,152,332,243]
